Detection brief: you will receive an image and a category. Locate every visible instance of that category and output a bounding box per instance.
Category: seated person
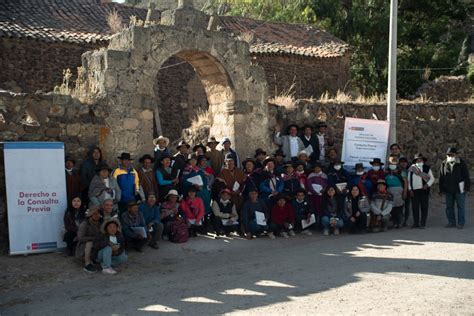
[321,186,344,236]
[370,179,393,232]
[93,217,127,275]
[212,188,239,236]
[120,201,148,252]
[100,198,117,220]
[160,190,183,239]
[269,194,296,239]
[139,193,164,249]
[241,189,269,239]
[63,196,85,256]
[344,185,370,234]
[76,205,102,273]
[306,162,327,218]
[291,189,315,235]
[179,187,205,236]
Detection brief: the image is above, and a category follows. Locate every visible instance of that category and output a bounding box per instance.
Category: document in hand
[336,182,347,192]
[187,175,204,186]
[312,183,323,194]
[459,181,465,194]
[255,211,266,226]
[232,181,240,192]
[301,214,316,229]
[131,227,147,238]
[305,145,313,155]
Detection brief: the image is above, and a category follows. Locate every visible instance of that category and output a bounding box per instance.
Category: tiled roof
[0,0,147,43]
[217,16,350,58]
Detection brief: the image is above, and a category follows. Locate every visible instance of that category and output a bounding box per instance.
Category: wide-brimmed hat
[139,154,154,164]
[273,149,286,157]
[101,217,121,234]
[193,144,206,153]
[206,137,220,146]
[176,140,190,150]
[86,204,101,217]
[262,156,275,166]
[95,161,112,172]
[446,147,458,155]
[354,163,364,170]
[219,188,233,196]
[297,150,308,157]
[118,152,133,160]
[221,137,232,144]
[187,154,198,162]
[254,148,267,158]
[369,158,384,166]
[153,136,170,147]
[165,189,179,199]
[412,153,427,163]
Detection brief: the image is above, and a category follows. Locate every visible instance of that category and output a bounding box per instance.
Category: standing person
[93,218,127,275]
[211,188,239,236]
[76,205,102,273]
[120,201,148,252]
[180,187,205,237]
[350,163,372,196]
[282,163,301,198]
[326,148,340,168]
[291,190,315,235]
[259,156,284,207]
[254,148,267,170]
[242,158,260,198]
[293,161,308,190]
[306,162,327,219]
[221,137,241,169]
[300,124,320,165]
[65,156,81,207]
[139,193,164,249]
[80,146,105,203]
[216,154,246,213]
[273,149,286,175]
[198,155,215,217]
[367,158,386,195]
[370,179,393,232]
[193,144,207,157]
[205,137,224,175]
[182,155,212,217]
[173,140,191,176]
[63,196,86,256]
[315,122,332,164]
[241,189,269,239]
[326,160,351,197]
[137,154,159,200]
[156,154,179,200]
[399,157,411,226]
[385,156,406,228]
[345,185,370,234]
[273,124,305,162]
[88,162,121,210]
[153,136,171,170]
[321,186,345,236]
[439,148,470,229]
[408,153,434,229]
[270,195,296,238]
[112,153,142,213]
[389,143,404,160]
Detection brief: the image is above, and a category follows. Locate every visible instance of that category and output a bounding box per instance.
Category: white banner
[341,118,390,170]
[4,142,67,255]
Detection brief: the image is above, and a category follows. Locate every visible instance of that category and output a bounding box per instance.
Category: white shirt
[408,165,434,190]
[317,133,325,160]
[109,236,118,244]
[103,178,112,200]
[289,136,299,157]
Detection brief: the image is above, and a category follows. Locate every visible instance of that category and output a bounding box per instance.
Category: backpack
[170,219,189,243]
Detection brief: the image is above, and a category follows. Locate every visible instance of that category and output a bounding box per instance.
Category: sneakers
[301,229,312,236]
[102,267,117,275]
[323,229,329,236]
[288,230,296,237]
[334,228,340,235]
[267,232,276,239]
[281,232,289,239]
[83,264,98,273]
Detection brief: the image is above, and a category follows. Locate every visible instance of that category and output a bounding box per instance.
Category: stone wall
[415,75,472,102]
[0,38,103,93]
[254,55,351,99]
[268,100,474,174]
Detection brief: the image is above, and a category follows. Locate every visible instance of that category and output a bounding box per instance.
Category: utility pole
[387,0,398,144]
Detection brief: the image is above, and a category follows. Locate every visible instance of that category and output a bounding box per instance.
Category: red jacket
[180,197,205,223]
[271,203,295,226]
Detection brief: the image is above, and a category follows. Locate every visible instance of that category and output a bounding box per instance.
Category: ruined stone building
[0,0,350,141]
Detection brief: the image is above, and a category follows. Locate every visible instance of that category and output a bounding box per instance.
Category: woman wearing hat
[241,158,261,198]
[221,137,241,169]
[153,136,171,170]
[93,217,127,275]
[88,162,121,211]
[258,156,284,207]
[156,153,179,201]
[137,154,159,200]
[281,163,301,199]
[326,160,351,196]
[182,154,212,216]
[173,140,191,175]
[408,153,434,228]
[369,179,394,232]
[160,190,184,240]
[205,137,224,175]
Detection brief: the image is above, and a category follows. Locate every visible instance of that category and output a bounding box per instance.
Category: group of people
[63,122,470,275]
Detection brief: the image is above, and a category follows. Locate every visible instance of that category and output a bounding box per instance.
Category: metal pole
[387,0,398,144]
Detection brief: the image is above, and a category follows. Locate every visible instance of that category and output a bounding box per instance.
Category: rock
[123,118,139,130]
[66,123,81,136]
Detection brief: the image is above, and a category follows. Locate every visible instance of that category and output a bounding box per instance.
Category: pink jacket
[180,197,205,223]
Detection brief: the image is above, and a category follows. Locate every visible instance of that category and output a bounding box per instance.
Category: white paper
[336,182,347,192]
[255,211,267,226]
[305,145,313,155]
[187,175,203,186]
[459,181,465,194]
[232,181,240,192]
[221,219,239,226]
[312,183,323,193]
[131,227,147,238]
[301,214,316,229]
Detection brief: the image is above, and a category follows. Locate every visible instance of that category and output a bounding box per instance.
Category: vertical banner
[341,118,390,169]
[4,142,67,255]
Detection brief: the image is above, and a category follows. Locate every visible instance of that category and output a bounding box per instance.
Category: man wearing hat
[88,162,121,209]
[273,149,286,174]
[153,136,171,170]
[137,154,159,199]
[408,153,434,228]
[112,153,143,213]
[121,201,148,252]
[76,205,102,273]
[350,163,371,196]
[259,156,284,205]
[93,217,127,275]
[205,136,224,175]
[273,124,305,162]
[300,124,320,165]
[439,148,470,229]
[221,137,241,169]
[173,140,190,176]
[216,153,246,212]
[211,188,239,236]
[65,156,81,206]
[254,148,267,169]
[316,122,333,163]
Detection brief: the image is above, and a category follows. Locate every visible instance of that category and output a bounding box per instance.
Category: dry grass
[316,90,386,104]
[53,68,73,95]
[238,31,255,43]
[269,82,297,109]
[190,108,212,130]
[107,9,124,33]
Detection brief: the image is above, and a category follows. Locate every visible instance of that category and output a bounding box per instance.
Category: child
[269,195,296,238]
[179,187,205,236]
[94,217,127,275]
[291,190,315,235]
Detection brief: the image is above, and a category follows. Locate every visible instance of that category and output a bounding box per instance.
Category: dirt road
[0,195,473,315]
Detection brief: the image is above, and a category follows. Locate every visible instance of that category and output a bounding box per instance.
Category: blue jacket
[112,167,140,203]
[259,172,284,200]
[139,203,161,225]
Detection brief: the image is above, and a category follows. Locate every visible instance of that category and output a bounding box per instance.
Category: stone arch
[76,5,269,159]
